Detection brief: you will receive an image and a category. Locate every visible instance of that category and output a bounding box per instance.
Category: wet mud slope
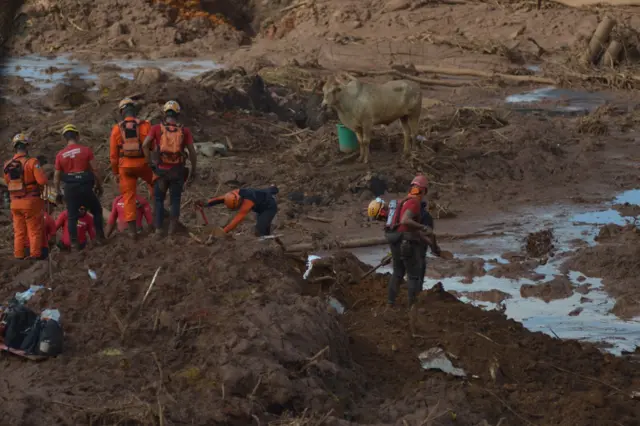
[564,224,640,319]
[1,248,639,425]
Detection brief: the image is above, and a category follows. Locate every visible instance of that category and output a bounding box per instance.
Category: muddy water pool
[0,54,221,91]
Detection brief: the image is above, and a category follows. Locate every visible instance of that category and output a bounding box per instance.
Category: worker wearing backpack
[109,98,154,240]
[2,133,49,259]
[142,100,198,238]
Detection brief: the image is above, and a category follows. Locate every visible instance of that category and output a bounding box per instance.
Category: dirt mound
[0,238,361,425]
[10,0,246,58]
[334,275,640,425]
[520,274,574,302]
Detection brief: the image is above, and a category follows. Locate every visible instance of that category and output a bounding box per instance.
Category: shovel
[359,253,392,282]
[195,204,221,234]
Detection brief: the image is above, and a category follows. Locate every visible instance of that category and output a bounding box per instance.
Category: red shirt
[24,212,56,249]
[54,144,95,174]
[393,197,421,233]
[55,210,96,246]
[148,123,193,170]
[107,195,153,231]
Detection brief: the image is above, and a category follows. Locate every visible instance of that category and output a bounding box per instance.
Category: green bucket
[336,123,358,153]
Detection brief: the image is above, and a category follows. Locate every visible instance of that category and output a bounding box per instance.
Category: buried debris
[525,228,554,258]
[418,347,467,377]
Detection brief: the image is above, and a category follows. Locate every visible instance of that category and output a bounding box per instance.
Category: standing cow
[321,74,422,164]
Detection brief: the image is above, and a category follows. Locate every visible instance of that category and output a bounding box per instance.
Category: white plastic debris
[15,285,45,303]
[41,309,61,322]
[327,297,345,314]
[419,347,467,377]
[303,255,322,280]
[88,269,97,280]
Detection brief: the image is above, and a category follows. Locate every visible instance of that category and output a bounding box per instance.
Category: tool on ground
[195,204,209,225]
[438,250,454,260]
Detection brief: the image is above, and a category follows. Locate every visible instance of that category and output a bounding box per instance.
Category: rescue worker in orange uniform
[198,186,279,237]
[24,207,56,259]
[3,133,48,259]
[384,175,433,307]
[54,124,105,250]
[109,98,154,240]
[142,100,197,238]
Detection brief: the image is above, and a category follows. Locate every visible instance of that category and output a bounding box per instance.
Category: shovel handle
[195,205,209,225]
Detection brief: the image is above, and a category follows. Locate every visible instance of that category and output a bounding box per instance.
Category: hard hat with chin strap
[61,124,79,136]
[118,97,135,111]
[163,100,181,114]
[367,198,385,219]
[224,190,240,209]
[410,174,428,189]
[11,133,29,147]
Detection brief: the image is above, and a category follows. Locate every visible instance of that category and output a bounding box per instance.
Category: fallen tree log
[601,40,623,68]
[346,66,556,87]
[582,16,616,65]
[344,69,474,87]
[284,232,501,253]
[551,0,640,6]
[413,65,556,85]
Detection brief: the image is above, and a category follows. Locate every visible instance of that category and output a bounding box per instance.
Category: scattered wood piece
[582,15,616,65]
[306,215,331,223]
[142,267,162,305]
[281,1,310,13]
[299,345,330,372]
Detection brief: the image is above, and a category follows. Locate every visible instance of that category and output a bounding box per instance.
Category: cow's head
[320,77,343,110]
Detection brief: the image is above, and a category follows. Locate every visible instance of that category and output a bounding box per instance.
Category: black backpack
[2,300,38,349]
[20,317,64,356]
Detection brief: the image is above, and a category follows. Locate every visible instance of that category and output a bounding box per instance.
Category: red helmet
[411,174,428,189]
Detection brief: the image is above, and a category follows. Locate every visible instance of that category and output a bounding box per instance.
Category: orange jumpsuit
[3,154,48,259]
[109,116,154,223]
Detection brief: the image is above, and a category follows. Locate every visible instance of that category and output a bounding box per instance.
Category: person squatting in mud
[142,100,197,238]
[109,97,155,240]
[197,186,279,237]
[53,124,105,249]
[368,191,442,293]
[3,133,49,260]
[104,194,153,238]
[383,175,437,307]
[55,205,96,251]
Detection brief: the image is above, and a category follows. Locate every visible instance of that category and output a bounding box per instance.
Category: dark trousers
[64,183,104,243]
[58,241,86,251]
[154,169,183,227]
[388,239,423,306]
[255,199,278,237]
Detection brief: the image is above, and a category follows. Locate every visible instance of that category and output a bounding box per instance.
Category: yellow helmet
[61,124,79,135]
[163,100,181,114]
[367,198,385,219]
[118,97,135,111]
[11,133,29,147]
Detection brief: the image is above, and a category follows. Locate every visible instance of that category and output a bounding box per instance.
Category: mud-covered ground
[2,0,640,425]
